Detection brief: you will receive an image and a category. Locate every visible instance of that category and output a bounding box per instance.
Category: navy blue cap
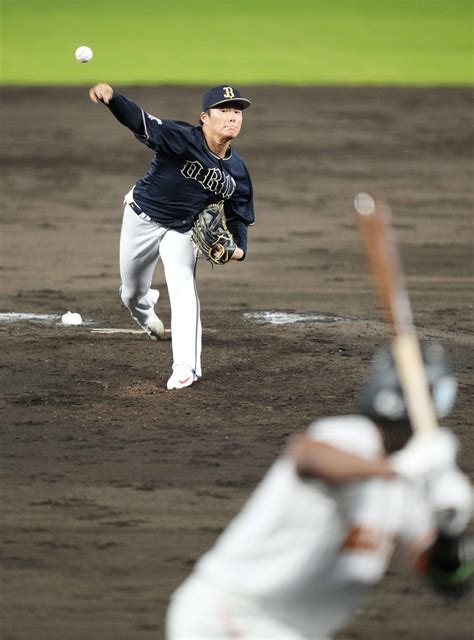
[201,85,252,111]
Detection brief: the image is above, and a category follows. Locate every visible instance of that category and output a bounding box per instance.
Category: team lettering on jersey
[341,525,395,555]
[180,160,236,199]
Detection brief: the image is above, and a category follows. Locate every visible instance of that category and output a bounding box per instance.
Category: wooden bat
[354,192,438,434]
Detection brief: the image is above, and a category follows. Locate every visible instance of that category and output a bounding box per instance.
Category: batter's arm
[286,434,395,484]
[287,429,458,485]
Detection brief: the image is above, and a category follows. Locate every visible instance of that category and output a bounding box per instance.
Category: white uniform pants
[119,198,202,376]
[166,575,308,640]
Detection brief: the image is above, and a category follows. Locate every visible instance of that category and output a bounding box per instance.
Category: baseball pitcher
[89,84,254,389]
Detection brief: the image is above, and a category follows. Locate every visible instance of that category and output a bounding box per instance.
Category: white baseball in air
[354,192,376,215]
[61,311,83,326]
[75,45,93,63]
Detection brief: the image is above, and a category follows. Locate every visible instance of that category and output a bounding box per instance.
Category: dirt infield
[1,86,473,640]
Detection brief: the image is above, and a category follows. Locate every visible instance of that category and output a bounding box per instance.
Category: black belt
[127,200,153,222]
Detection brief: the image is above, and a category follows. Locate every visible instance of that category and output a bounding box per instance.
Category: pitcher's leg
[195,279,202,377]
[119,205,165,335]
[160,229,201,383]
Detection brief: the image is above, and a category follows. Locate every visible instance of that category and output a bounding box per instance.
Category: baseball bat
[354,192,438,434]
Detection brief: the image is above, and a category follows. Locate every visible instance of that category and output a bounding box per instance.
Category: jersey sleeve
[224,164,255,226]
[106,93,189,155]
[137,116,190,155]
[396,483,435,559]
[307,415,384,459]
[107,92,146,134]
[226,216,249,255]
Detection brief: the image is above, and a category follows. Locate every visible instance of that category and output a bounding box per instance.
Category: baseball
[61,311,83,326]
[75,45,93,63]
[354,192,376,216]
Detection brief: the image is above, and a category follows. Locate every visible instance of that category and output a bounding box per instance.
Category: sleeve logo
[146,113,163,125]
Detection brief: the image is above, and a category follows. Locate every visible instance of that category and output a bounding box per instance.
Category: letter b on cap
[223,87,235,98]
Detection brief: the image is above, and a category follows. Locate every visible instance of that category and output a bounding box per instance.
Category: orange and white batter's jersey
[194,416,436,638]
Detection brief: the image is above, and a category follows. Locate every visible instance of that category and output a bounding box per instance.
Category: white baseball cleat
[167,365,197,390]
[149,289,160,306]
[144,318,165,341]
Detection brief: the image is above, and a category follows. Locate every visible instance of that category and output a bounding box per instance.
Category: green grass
[1,0,472,84]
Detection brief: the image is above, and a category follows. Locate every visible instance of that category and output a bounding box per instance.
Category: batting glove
[390,428,458,481]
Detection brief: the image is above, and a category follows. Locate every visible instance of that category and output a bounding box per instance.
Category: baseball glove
[191,203,237,265]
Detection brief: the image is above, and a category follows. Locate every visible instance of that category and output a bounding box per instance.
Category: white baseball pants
[119,199,202,377]
[166,575,308,640]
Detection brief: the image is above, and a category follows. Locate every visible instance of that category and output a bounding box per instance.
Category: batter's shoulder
[307,415,383,458]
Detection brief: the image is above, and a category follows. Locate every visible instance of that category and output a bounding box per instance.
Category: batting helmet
[358,342,457,422]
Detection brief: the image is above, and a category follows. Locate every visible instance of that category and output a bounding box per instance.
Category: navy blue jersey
[107,93,254,251]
